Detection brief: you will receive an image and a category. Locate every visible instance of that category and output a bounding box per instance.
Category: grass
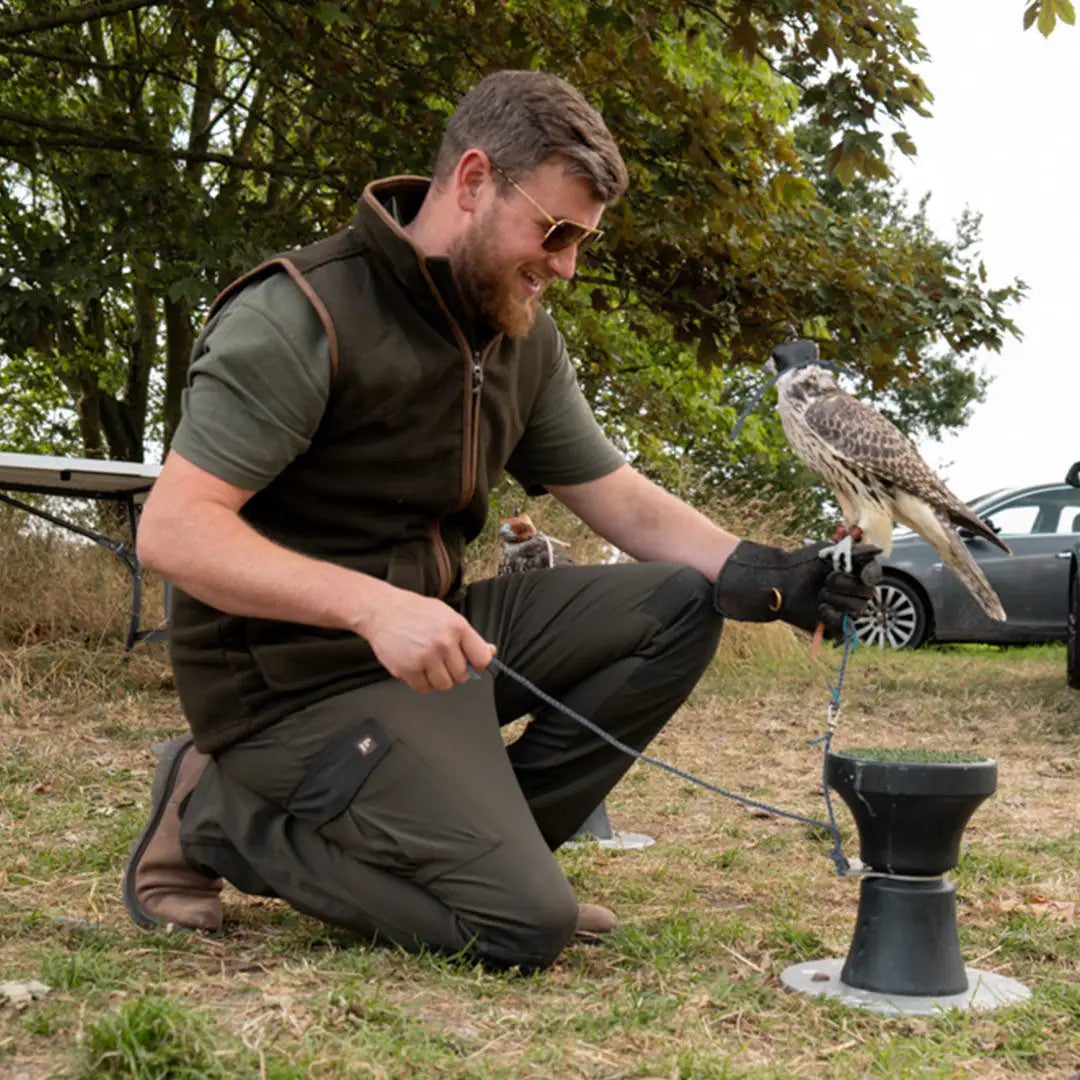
[74,995,235,1080]
[0,503,169,650]
[4,505,1080,1077]
[3,637,1080,1078]
[836,748,991,763]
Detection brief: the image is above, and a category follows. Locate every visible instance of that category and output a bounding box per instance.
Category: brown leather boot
[575,902,617,942]
[122,738,223,932]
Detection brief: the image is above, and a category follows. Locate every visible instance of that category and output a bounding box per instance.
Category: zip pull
[472,351,484,396]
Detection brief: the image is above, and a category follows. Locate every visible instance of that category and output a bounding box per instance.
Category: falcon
[767,340,1009,622]
[497,511,575,575]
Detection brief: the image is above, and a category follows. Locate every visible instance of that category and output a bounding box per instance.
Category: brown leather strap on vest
[208,257,340,378]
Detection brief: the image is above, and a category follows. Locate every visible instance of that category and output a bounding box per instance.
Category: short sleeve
[171,273,332,491]
[506,329,625,494]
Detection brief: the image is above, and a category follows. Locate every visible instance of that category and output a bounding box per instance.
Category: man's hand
[713,540,882,640]
[355,583,496,693]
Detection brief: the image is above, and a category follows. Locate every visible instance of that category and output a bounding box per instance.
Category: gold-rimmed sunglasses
[490,164,604,254]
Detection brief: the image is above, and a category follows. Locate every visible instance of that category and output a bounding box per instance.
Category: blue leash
[485,619,859,876]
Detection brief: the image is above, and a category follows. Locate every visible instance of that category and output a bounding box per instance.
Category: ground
[1,634,1079,1079]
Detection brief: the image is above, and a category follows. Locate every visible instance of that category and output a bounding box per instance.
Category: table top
[0,451,161,498]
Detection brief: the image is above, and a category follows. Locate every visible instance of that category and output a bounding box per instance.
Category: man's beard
[450,216,541,338]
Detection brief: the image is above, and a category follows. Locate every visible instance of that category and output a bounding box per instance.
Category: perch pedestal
[781,749,1030,1015]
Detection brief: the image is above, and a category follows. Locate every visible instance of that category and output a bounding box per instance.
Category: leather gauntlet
[713,540,882,639]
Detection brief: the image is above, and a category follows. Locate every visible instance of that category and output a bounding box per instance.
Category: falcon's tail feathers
[946,503,1011,554]
[935,523,1007,622]
[893,495,1007,622]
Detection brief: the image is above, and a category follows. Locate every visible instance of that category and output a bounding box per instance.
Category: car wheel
[852,577,928,650]
[1068,560,1080,689]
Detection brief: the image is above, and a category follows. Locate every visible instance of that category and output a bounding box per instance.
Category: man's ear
[455,149,490,213]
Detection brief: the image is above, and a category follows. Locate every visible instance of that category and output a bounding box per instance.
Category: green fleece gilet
[170,177,570,752]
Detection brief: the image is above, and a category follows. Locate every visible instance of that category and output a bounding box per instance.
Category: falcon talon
[819,533,855,575]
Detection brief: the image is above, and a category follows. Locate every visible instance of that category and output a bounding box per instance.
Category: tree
[0,0,1021,475]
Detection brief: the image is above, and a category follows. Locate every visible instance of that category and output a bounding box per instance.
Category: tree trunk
[72,378,105,459]
[162,294,192,452]
[119,281,158,463]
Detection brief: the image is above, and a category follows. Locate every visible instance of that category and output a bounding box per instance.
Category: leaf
[166,277,209,305]
[831,151,857,186]
[1024,1,1040,29]
[726,17,759,63]
[1038,0,1058,35]
[998,897,1077,921]
[892,131,917,157]
[1054,0,1076,24]
[0,981,51,1010]
[769,173,816,207]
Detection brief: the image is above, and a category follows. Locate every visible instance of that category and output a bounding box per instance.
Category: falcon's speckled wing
[802,391,1005,548]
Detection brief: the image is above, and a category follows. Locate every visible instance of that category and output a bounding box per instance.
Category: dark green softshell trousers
[180,562,723,970]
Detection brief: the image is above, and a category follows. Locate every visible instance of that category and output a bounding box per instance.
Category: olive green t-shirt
[172,273,624,494]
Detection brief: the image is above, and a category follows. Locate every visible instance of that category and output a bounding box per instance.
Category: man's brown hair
[433,70,628,205]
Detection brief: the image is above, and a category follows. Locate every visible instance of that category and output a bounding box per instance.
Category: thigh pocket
[285,717,390,826]
[284,717,500,887]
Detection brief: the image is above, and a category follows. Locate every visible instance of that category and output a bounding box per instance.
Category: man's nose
[546,244,578,280]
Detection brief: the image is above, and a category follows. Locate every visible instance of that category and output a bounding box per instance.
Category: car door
[937,485,1080,641]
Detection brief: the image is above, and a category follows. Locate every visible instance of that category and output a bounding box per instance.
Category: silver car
[854,475,1080,649]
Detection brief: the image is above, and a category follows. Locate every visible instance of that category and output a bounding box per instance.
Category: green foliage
[1025,0,1076,36]
[0,0,1023,520]
[760,918,824,962]
[74,995,233,1079]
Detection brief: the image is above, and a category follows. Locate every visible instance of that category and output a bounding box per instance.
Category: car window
[987,504,1040,534]
[966,489,1008,513]
[1057,500,1080,534]
[984,487,1080,535]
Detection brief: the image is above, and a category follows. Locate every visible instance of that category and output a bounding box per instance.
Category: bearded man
[125,70,879,971]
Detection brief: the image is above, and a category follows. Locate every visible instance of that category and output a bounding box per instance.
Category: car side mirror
[1067,462,1080,488]
[959,519,999,541]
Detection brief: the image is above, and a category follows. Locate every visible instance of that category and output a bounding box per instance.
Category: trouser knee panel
[469,888,579,972]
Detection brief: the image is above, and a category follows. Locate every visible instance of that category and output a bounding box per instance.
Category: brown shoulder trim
[207,258,278,319]
[207,257,340,380]
[272,259,340,380]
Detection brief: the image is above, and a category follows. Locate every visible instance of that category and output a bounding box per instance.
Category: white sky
[888,1,1079,503]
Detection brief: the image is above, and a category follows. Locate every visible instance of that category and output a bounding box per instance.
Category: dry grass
[0,504,168,649]
[3,506,1080,1078]
[3,638,1079,1079]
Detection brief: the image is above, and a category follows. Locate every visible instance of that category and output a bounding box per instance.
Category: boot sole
[122,738,195,930]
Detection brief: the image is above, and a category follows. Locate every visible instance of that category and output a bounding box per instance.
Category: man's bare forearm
[549,464,741,580]
[139,485,388,639]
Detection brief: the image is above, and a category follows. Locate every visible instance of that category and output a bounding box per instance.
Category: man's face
[450,161,605,338]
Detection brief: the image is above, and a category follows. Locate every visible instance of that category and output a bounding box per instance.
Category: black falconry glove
[713,540,882,640]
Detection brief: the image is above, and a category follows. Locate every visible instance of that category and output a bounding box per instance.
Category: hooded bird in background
[495,508,654,851]
[498,511,576,575]
[768,340,1009,623]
